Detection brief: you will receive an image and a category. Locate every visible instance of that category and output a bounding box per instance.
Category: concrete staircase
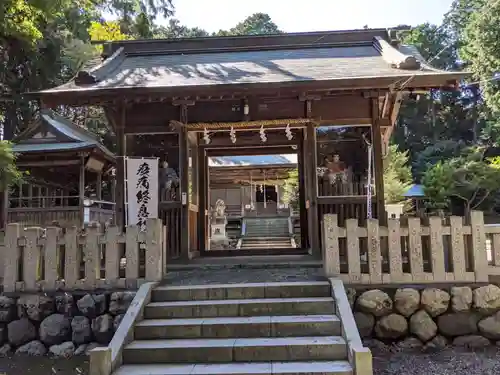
[244,217,290,237]
[240,237,293,249]
[114,281,354,375]
[240,217,293,249]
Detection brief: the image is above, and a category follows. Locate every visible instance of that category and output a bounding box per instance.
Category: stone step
[152,281,330,301]
[240,242,292,247]
[242,235,290,238]
[123,336,347,364]
[135,315,341,339]
[114,360,353,374]
[145,297,334,319]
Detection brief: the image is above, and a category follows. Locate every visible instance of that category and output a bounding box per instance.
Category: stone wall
[0,291,135,357]
[350,284,500,350]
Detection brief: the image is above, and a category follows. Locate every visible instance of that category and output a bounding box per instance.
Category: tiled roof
[11,142,96,153]
[37,29,467,95]
[12,110,114,159]
[404,184,425,197]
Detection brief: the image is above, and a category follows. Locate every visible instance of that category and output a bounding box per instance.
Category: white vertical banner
[125,157,159,230]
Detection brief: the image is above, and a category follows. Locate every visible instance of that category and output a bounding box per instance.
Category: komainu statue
[214,199,226,218]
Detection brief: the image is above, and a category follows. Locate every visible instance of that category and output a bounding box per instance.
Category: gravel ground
[0,355,88,374]
[373,346,500,375]
[2,347,500,375]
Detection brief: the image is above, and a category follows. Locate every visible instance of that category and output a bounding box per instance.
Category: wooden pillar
[27,184,33,208]
[178,104,190,259]
[371,97,386,223]
[198,146,207,254]
[114,104,127,228]
[297,129,308,249]
[1,189,8,228]
[305,121,319,254]
[79,155,86,226]
[96,171,102,201]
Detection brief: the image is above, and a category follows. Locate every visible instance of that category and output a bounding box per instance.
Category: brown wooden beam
[371,97,386,223]
[178,104,190,260]
[206,145,297,157]
[16,160,81,167]
[198,147,208,254]
[113,103,126,228]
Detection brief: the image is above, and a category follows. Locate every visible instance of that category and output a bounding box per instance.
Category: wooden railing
[0,219,165,293]
[317,173,368,197]
[322,211,500,284]
[7,203,115,228]
[159,185,181,260]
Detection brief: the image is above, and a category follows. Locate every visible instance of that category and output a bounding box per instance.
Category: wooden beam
[200,136,299,149]
[383,92,404,146]
[79,155,85,227]
[181,118,311,131]
[381,93,391,118]
[1,189,8,229]
[390,92,404,126]
[305,98,319,255]
[206,146,297,157]
[198,147,208,254]
[96,171,102,201]
[371,97,386,223]
[178,104,190,259]
[114,103,126,228]
[172,99,195,106]
[16,160,81,167]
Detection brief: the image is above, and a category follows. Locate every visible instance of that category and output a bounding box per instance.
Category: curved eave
[34,72,468,107]
[13,144,115,164]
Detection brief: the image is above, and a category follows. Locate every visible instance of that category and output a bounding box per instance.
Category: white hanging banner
[126,157,159,230]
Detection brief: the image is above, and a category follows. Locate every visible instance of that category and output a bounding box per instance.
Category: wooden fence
[0,219,165,293]
[323,211,500,284]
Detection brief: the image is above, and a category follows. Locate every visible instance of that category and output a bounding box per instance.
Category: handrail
[287,216,293,236]
[241,218,247,237]
[330,278,372,375]
[89,281,158,375]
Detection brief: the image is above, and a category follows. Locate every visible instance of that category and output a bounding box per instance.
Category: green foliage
[461,0,500,113]
[413,140,467,181]
[422,148,500,214]
[282,169,299,210]
[0,141,22,191]
[155,19,209,38]
[422,161,454,212]
[383,145,412,204]
[215,13,281,36]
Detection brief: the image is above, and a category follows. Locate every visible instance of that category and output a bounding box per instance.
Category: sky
[171,0,454,33]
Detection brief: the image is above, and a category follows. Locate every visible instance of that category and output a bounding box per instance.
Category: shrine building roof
[35,28,468,101]
[12,109,114,160]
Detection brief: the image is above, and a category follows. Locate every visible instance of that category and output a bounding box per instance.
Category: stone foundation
[0,291,136,357]
[349,284,500,350]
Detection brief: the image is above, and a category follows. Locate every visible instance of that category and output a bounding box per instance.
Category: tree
[460,1,500,114]
[282,169,299,210]
[421,161,455,213]
[422,148,500,215]
[412,139,467,181]
[0,141,21,190]
[215,13,281,36]
[383,145,412,204]
[155,19,209,38]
